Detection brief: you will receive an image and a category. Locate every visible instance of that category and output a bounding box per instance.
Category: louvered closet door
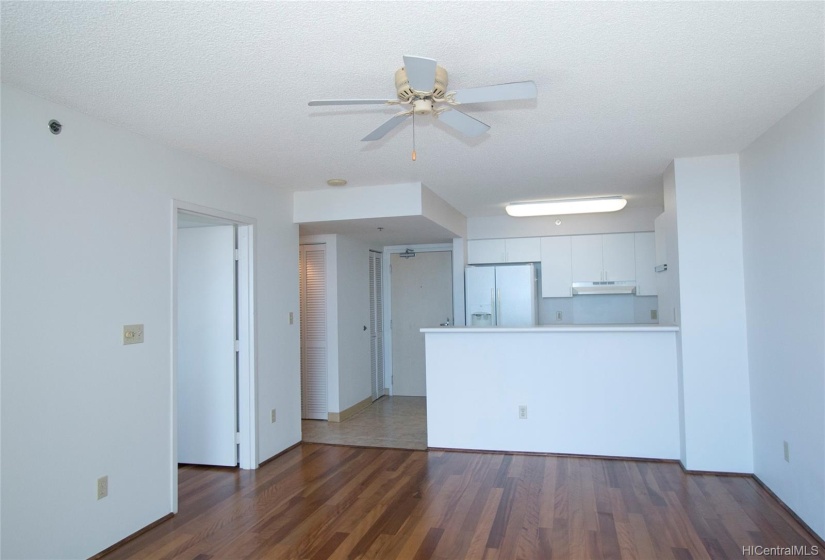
[300,244,327,420]
[369,251,385,401]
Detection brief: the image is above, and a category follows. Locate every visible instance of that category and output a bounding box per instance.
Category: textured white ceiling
[2,2,823,219]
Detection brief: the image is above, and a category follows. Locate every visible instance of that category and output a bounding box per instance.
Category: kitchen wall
[538,295,658,325]
[1,86,301,559]
[536,264,658,325]
[740,86,824,539]
[467,206,661,239]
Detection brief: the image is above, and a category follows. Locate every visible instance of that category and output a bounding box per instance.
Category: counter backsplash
[538,294,659,325]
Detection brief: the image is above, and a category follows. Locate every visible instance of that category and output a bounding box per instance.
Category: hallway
[301,396,426,450]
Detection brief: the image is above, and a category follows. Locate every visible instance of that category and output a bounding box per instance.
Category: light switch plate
[123,324,144,345]
[97,475,108,500]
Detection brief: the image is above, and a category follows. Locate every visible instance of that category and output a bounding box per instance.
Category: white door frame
[382,243,452,395]
[171,201,258,512]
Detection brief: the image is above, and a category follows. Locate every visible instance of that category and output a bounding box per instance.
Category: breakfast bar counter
[420,325,680,459]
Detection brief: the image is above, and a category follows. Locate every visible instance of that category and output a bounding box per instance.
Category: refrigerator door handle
[496,289,502,326]
[490,288,495,324]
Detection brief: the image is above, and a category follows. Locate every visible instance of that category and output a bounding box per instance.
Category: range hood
[572,281,636,295]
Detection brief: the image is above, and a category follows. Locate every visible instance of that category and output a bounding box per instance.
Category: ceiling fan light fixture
[505,197,627,217]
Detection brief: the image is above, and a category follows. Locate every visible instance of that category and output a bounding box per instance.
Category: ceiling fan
[308,55,537,142]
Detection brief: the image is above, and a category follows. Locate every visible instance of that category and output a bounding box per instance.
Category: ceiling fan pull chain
[411,110,417,161]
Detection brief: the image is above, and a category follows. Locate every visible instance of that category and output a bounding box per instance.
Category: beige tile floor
[301,396,427,450]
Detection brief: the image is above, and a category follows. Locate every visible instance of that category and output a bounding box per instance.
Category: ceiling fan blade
[361,114,410,141]
[437,109,490,137]
[451,81,537,104]
[308,99,394,106]
[403,55,437,93]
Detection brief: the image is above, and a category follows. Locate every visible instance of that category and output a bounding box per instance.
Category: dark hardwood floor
[101,443,823,559]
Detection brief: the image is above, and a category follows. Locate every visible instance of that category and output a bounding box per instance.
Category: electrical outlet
[783,440,790,462]
[518,405,528,420]
[651,309,658,321]
[271,409,277,423]
[123,324,144,345]
[97,476,108,500]
[555,311,563,321]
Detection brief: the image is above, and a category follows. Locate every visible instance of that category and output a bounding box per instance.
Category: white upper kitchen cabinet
[504,237,541,263]
[571,235,604,282]
[467,237,540,264]
[467,239,506,264]
[571,233,636,282]
[634,232,656,296]
[602,233,636,281]
[540,236,572,297]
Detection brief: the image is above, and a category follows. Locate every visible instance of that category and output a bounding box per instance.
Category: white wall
[294,182,423,222]
[672,155,753,473]
[452,238,467,326]
[0,86,301,559]
[422,185,468,238]
[657,163,682,327]
[467,206,661,239]
[740,87,825,539]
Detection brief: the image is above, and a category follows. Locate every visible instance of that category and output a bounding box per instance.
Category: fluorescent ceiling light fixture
[505,196,627,217]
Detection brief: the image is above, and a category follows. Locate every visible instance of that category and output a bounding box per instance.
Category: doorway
[176,221,238,466]
[172,203,256,511]
[390,250,453,396]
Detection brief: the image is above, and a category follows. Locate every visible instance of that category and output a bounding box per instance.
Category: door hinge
[235,432,241,444]
[234,249,240,261]
[234,340,240,352]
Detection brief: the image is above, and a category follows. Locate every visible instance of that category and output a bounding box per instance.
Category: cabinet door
[505,237,541,263]
[571,235,604,282]
[467,239,506,264]
[540,236,572,297]
[602,233,636,282]
[634,232,656,296]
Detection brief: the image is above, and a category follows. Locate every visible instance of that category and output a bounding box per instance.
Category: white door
[391,251,452,397]
[177,225,238,467]
[369,251,385,401]
[300,244,328,420]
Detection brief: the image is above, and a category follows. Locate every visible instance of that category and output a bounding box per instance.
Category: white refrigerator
[465,264,537,327]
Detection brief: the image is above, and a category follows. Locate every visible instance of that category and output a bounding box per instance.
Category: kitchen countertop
[421,324,679,333]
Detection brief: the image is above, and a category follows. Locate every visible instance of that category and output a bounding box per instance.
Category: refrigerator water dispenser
[470,313,493,327]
